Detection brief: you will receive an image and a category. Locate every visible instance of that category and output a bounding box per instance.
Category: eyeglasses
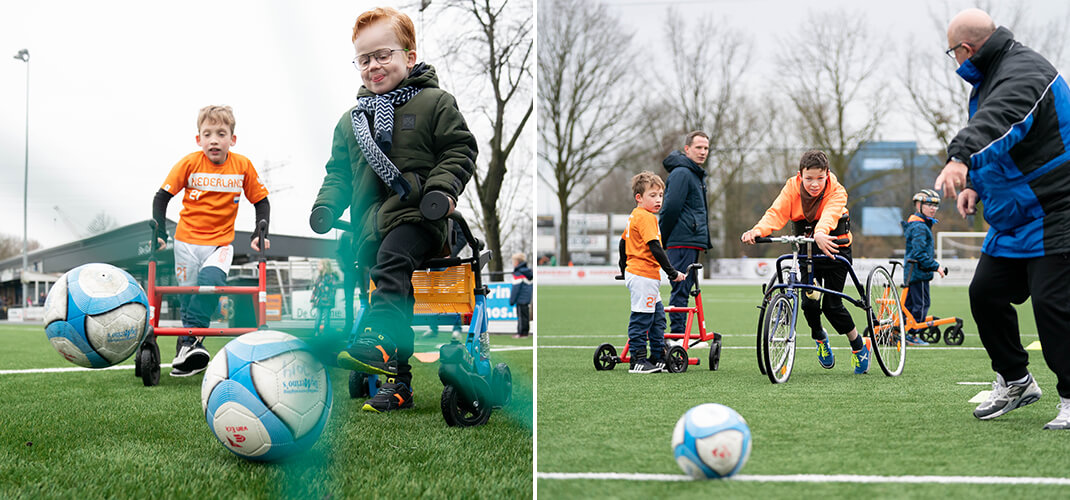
[945,42,967,60]
[922,202,940,207]
[353,48,408,70]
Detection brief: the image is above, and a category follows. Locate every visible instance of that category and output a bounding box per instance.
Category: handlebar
[754,235,849,246]
[309,205,484,255]
[149,218,268,259]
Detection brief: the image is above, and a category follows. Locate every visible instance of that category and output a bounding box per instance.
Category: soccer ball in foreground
[43,263,149,368]
[672,403,752,479]
[201,330,331,461]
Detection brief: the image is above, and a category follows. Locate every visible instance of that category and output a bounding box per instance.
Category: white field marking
[970,391,993,403]
[0,346,532,376]
[957,382,992,385]
[0,363,172,375]
[540,345,988,351]
[536,472,1070,486]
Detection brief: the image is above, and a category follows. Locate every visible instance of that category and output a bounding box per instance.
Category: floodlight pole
[14,49,29,305]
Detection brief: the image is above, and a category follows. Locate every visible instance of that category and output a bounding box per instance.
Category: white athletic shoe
[1043,399,1070,430]
[973,373,1042,420]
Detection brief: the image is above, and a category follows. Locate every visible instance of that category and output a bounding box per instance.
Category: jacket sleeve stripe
[973,74,1060,167]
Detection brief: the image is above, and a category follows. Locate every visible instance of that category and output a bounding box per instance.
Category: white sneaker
[1043,399,1070,430]
[973,373,1042,420]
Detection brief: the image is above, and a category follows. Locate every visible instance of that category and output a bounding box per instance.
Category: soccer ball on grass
[43,263,149,368]
[672,403,752,479]
[201,330,332,461]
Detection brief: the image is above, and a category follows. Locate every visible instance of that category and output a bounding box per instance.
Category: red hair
[352,7,416,50]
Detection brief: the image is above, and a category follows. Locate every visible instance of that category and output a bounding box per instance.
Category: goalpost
[936,231,987,261]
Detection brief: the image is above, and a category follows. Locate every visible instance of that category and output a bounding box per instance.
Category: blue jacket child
[901,189,945,344]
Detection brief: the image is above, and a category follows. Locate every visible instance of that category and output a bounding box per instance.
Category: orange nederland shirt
[160,151,269,246]
[622,206,663,280]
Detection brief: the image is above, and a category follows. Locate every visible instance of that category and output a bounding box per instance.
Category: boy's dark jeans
[800,246,855,340]
[667,248,699,333]
[367,223,440,383]
[627,301,666,361]
[905,280,931,332]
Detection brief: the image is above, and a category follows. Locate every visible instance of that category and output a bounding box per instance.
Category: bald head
[947,8,997,47]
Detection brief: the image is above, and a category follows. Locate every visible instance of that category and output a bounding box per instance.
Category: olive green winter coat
[313,64,477,265]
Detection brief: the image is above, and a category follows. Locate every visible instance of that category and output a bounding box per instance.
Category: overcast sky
[535,0,1070,215]
[0,0,530,249]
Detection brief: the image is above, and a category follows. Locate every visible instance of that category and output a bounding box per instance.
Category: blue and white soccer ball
[43,263,149,368]
[672,403,753,479]
[201,330,331,462]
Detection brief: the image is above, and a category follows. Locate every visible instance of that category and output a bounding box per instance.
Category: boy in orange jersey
[152,105,270,377]
[741,150,870,375]
[618,172,685,374]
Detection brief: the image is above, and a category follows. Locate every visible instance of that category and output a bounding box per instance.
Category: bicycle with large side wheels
[754,235,905,383]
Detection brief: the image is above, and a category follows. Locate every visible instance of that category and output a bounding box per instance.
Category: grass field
[536,283,1069,499]
[0,323,532,499]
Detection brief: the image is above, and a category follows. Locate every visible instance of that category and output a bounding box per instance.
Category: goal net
[936,231,987,260]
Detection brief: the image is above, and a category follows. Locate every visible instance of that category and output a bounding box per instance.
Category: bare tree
[434,0,533,279]
[779,10,890,207]
[638,10,772,258]
[537,0,638,264]
[0,234,40,261]
[87,212,118,235]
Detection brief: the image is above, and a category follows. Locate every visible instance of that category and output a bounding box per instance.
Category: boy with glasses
[901,190,947,346]
[311,6,477,413]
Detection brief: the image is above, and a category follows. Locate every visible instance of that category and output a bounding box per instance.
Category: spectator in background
[510,252,533,339]
[312,260,339,336]
[660,131,711,334]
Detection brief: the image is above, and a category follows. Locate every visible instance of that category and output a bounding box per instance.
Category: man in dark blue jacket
[935,8,1070,429]
[510,252,533,338]
[659,131,711,334]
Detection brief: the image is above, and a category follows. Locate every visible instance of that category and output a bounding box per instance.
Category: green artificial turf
[0,324,532,499]
[536,284,1067,499]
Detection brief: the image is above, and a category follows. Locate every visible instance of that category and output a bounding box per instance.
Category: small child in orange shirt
[618,171,685,373]
[151,105,271,377]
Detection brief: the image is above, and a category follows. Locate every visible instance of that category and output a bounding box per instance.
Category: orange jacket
[751,172,851,244]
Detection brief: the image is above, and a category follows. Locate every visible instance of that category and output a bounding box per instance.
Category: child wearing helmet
[902,189,947,346]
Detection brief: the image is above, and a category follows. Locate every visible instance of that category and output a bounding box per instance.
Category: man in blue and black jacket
[935,8,1070,429]
[659,131,712,334]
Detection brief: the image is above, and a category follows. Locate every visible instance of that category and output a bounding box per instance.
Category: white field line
[0,363,171,375]
[539,344,988,351]
[537,471,1070,486]
[0,346,531,376]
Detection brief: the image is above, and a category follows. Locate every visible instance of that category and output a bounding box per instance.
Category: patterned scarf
[800,180,827,225]
[351,86,422,200]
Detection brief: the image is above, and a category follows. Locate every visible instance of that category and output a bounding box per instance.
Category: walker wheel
[593,343,618,371]
[666,345,688,373]
[709,341,721,371]
[441,384,492,427]
[921,326,942,344]
[944,325,965,345]
[138,341,160,387]
[348,371,373,399]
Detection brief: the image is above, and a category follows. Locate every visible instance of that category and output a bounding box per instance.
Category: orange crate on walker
[369,263,476,316]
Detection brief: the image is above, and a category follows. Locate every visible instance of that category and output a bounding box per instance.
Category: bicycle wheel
[867,265,906,376]
[761,292,797,384]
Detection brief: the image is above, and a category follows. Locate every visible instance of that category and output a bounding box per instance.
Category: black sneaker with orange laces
[337,329,400,377]
[361,378,414,413]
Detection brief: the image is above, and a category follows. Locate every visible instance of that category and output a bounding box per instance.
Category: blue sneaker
[815,335,835,369]
[852,343,870,374]
[905,333,929,346]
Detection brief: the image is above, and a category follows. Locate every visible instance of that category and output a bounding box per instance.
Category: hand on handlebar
[156,237,167,251]
[251,237,270,252]
[671,270,686,282]
[813,232,839,256]
[741,229,760,245]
